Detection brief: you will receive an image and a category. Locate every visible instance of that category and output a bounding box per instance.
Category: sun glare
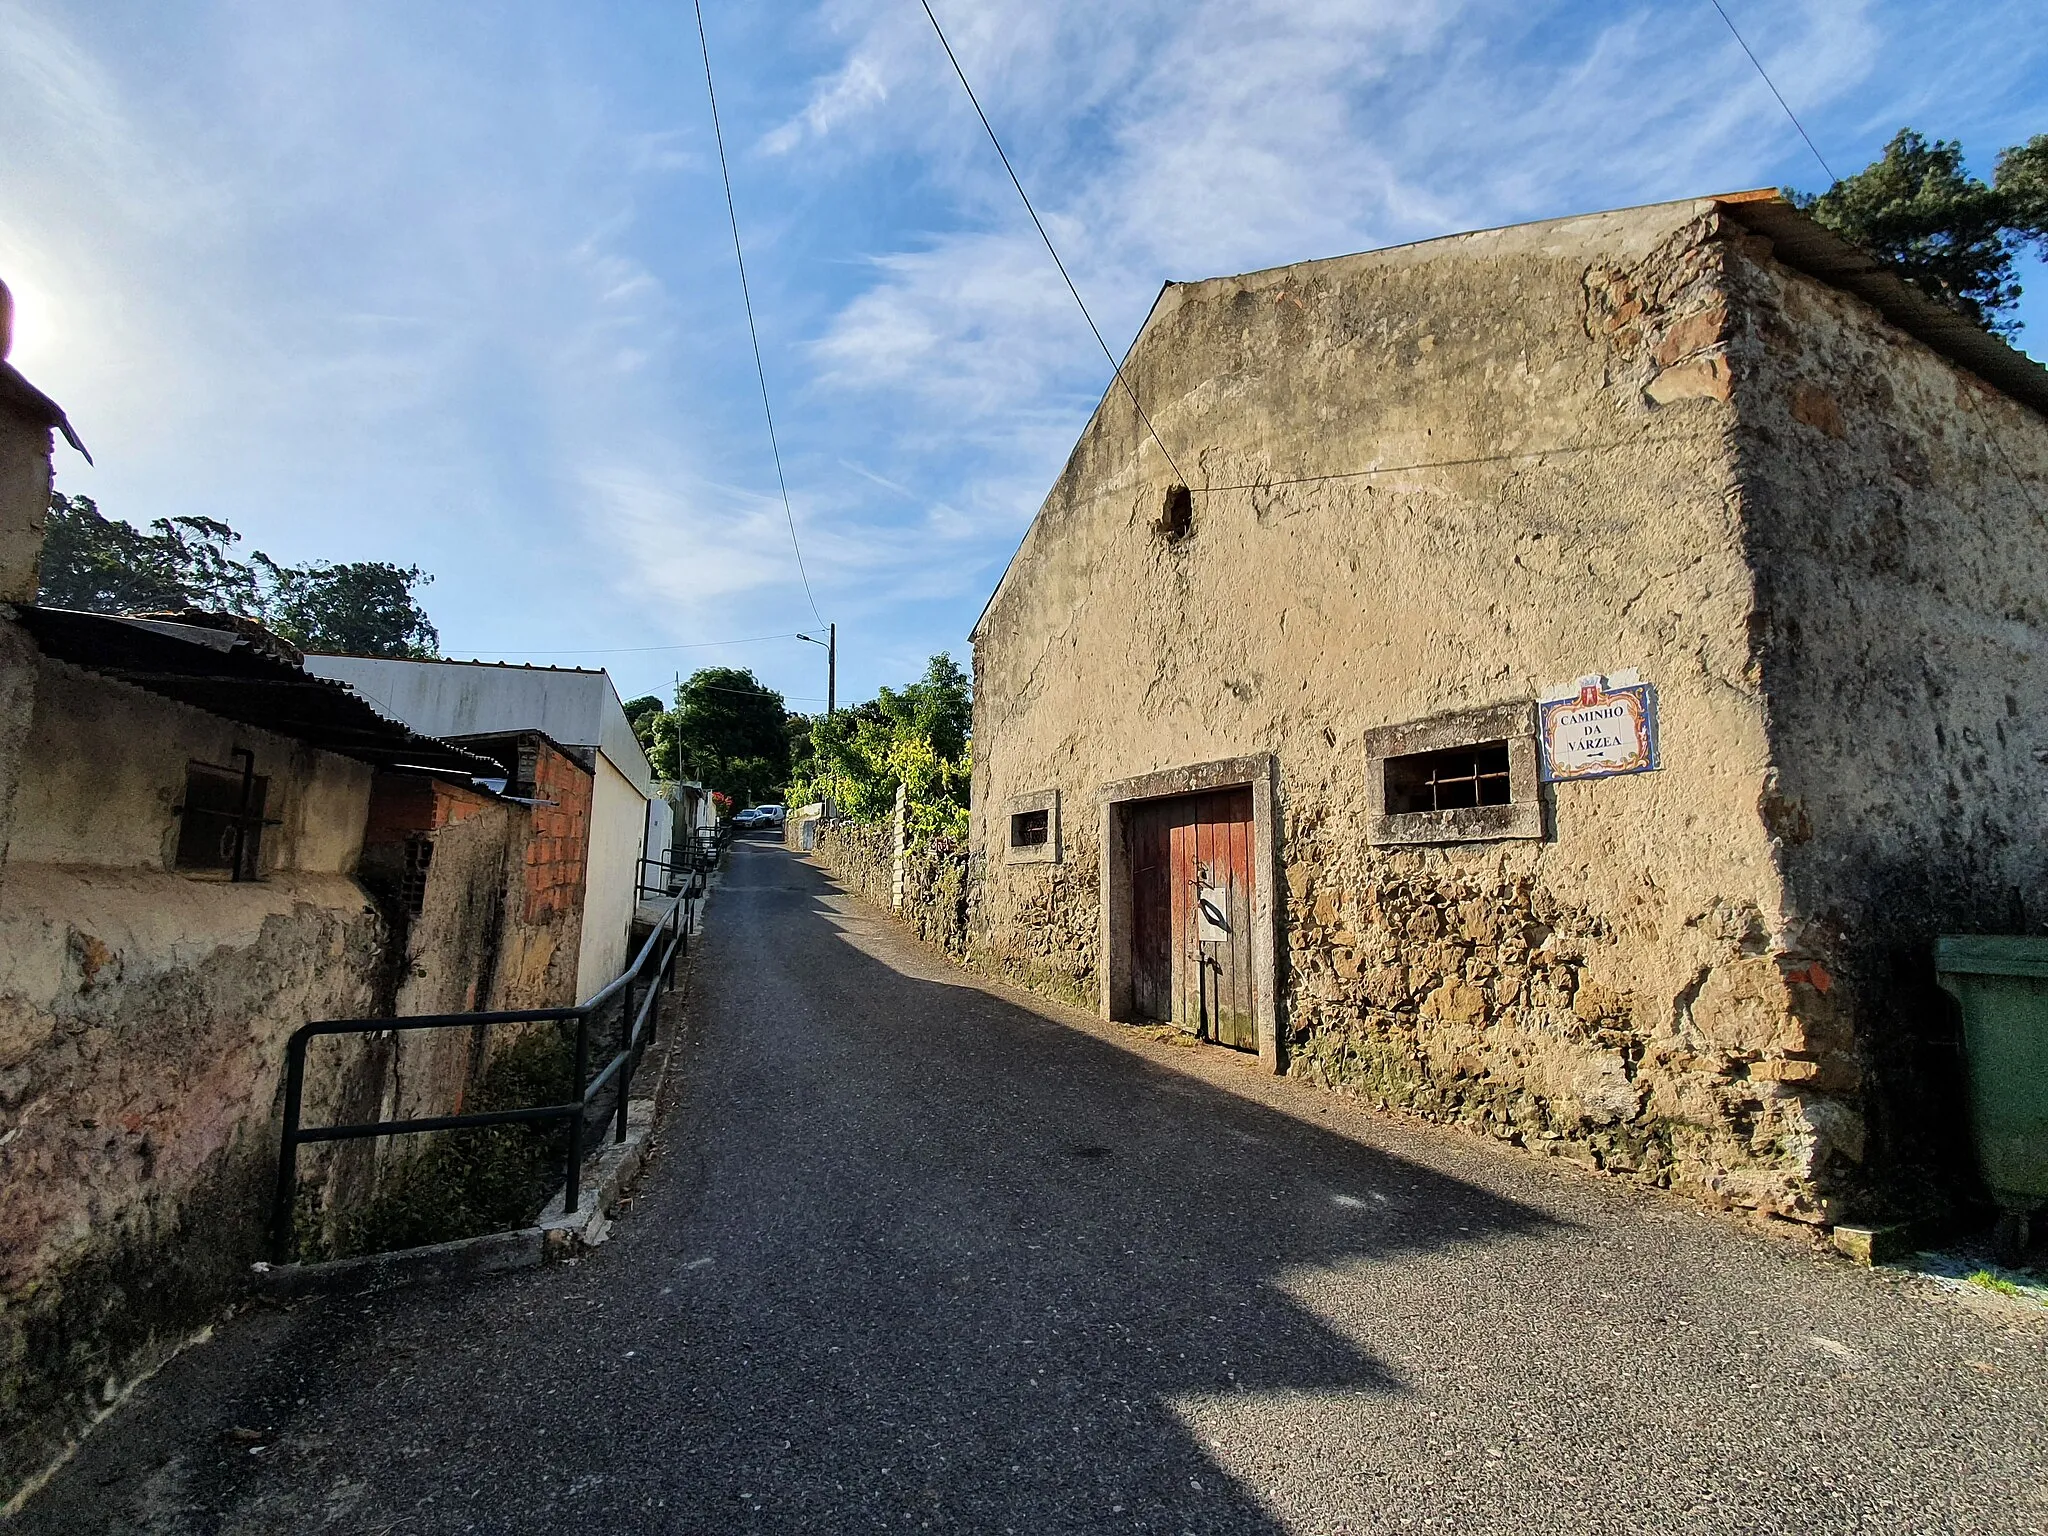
[0,271,60,372]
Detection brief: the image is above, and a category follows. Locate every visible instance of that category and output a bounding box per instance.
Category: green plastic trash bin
[1935,935,2048,1260]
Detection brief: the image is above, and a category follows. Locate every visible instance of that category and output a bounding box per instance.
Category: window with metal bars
[1383,742,1512,814]
[1010,808,1050,848]
[173,762,268,878]
[399,834,434,917]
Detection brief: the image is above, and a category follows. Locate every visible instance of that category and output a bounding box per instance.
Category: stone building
[968,192,2048,1229]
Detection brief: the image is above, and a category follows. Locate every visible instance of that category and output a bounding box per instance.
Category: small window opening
[1157,483,1193,542]
[400,834,434,917]
[174,760,268,878]
[1010,808,1051,848]
[1384,742,1512,814]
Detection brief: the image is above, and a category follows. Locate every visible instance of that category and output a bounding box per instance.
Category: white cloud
[2,0,2040,705]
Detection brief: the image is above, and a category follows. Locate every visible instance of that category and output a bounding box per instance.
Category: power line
[692,683,825,702]
[916,0,1193,493]
[455,632,807,657]
[1706,0,1837,185]
[1197,437,1694,492]
[692,0,826,626]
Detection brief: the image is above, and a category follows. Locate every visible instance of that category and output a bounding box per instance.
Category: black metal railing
[269,889,695,1262]
[636,824,731,902]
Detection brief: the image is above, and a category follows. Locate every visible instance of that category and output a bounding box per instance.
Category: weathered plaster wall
[0,413,52,893]
[0,413,49,605]
[973,199,1855,1218]
[0,616,38,893]
[8,659,372,874]
[0,666,397,1495]
[0,866,392,1497]
[1722,245,2048,1214]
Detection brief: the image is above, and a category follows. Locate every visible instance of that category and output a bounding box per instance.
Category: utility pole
[799,623,836,718]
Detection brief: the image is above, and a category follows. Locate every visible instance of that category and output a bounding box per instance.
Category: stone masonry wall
[972,198,1877,1226]
[0,866,397,1502]
[1720,237,2048,1216]
[809,819,892,908]
[805,822,985,969]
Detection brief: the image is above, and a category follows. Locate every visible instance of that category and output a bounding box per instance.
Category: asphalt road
[17,841,2048,1534]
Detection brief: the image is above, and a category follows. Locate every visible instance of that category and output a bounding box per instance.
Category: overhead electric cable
[693,683,825,702]
[692,0,826,626]
[1705,0,1837,185]
[1702,5,2039,515]
[916,0,1193,492]
[458,633,807,657]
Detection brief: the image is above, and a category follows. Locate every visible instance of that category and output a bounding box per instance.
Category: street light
[797,623,835,717]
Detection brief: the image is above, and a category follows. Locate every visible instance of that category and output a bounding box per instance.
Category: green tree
[1794,129,2048,338]
[790,653,973,844]
[253,553,438,658]
[39,494,259,614]
[36,492,439,656]
[669,668,790,807]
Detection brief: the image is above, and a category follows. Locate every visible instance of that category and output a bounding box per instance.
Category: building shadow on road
[15,843,1561,1536]
[605,844,1561,1532]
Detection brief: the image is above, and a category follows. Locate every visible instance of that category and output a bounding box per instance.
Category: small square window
[1365,703,1542,846]
[1003,788,1060,865]
[175,762,268,878]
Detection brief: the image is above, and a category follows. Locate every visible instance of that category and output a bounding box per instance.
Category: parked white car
[732,804,786,831]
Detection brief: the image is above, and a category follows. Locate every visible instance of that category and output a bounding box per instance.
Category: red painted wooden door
[1127,787,1257,1050]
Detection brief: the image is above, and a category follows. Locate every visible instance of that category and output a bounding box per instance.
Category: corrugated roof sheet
[18,606,498,775]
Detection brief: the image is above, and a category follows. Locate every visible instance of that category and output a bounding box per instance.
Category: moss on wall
[293,1024,575,1262]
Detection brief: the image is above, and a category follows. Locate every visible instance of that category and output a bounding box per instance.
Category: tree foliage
[642,668,790,806]
[37,493,439,656]
[790,653,972,845]
[623,694,663,759]
[1793,129,2048,338]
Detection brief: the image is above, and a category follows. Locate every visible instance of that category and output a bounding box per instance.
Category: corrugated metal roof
[18,606,498,775]
[306,650,605,676]
[1713,190,2048,421]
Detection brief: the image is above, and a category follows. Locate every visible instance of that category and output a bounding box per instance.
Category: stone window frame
[1364,701,1544,846]
[1003,787,1061,865]
[1098,753,1281,1074]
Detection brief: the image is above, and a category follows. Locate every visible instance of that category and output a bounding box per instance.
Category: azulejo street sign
[1539,674,1659,782]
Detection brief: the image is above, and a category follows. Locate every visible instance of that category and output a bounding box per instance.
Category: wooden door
[1127,787,1257,1050]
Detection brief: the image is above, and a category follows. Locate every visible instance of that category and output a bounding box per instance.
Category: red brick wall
[363,774,494,846]
[524,740,590,926]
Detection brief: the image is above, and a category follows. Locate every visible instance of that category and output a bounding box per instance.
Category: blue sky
[3,0,2044,711]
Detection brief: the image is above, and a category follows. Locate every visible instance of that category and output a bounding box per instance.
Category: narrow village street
[19,841,2048,1535]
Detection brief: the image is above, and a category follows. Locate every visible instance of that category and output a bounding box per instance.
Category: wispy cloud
[1,0,2041,704]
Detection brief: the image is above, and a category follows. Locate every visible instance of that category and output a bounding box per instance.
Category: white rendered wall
[576,754,647,998]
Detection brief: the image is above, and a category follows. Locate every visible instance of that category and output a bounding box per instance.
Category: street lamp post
[798,623,835,717]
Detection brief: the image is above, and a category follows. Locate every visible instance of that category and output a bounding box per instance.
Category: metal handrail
[636,824,732,902]
[269,887,696,1262]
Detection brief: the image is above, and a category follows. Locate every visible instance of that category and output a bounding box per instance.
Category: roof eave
[1711,191,2048,421]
